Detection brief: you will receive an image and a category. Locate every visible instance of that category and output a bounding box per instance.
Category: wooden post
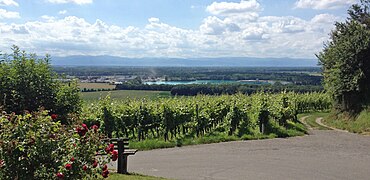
[123,155,128,174]
[117,139,124,174]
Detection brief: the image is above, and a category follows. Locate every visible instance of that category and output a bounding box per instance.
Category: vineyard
[82,92,331,144]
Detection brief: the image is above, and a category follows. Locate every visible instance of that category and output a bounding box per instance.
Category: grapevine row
[82,92,331,140]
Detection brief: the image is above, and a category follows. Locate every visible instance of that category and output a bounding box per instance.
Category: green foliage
[0,110,110,179]
[318,0,370,113]
[324,108,370,134]
[0,46,81,122]
[83,92,330,144]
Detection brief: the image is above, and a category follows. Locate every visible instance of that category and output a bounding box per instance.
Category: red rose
[76,126,86,137]
[109,144,115,152]
[76,127,82,133]
[92,125,99,132]
[112,150,118,161]
[102,169,109,178]
[82,124,88,131]
[65,163,72,170]
[70,157,75,162]
[105,147,111,154]
[56,172,64,179]
[83,165,88,171]
[51,114,58,120]
[92,160,98,168]
[105,144,115,154]
[102,164,108,171]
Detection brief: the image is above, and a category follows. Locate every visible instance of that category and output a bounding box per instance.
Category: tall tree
[318,0,370,113]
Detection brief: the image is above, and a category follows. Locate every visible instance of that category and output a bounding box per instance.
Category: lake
[144,80,273,85]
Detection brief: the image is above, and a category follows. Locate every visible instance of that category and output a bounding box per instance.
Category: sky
[0,0,358,59]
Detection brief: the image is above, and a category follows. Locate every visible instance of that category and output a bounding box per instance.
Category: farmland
[78,82,116,90]
[81,90,171,101]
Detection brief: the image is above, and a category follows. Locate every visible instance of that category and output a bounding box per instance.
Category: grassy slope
[81,90,171,101]
[129,121,307,151]
[323,109,370,134]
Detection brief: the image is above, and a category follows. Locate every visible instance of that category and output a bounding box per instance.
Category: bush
[0,46,81,123]
[0,110,112,179]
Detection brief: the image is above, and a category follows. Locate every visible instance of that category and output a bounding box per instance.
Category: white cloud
[58,10,67,15]
[46,0,92,5]
[200,16,240,35]
[295,0,356,10]
[0,8,20,19]
[0,1,343,59]
[0,0,18,6]
[206,0,261,16]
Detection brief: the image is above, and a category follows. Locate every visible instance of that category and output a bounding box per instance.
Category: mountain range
[51,55,319,67]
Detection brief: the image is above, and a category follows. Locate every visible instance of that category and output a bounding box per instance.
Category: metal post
[117,139,124,174]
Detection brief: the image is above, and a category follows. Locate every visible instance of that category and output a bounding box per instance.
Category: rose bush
[0,110,112,179]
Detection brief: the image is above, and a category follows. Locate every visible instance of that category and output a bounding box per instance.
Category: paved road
[116,130,370,180]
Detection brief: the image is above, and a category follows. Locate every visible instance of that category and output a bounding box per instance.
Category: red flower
[76,126,86,137]
[65,163,72,170]
[109,144,115,152]
[92,160,98,168]
[92,125,99,132]
[105,144,115,154]
[82,124,88,131]
[112,150,118,161]
[83,165,88,171]
[102,169,109,178]
[51,114,58,120]
[105,147,111,154]
[70,157,75,162]
[102,164,108,171]
[56,172,64,179]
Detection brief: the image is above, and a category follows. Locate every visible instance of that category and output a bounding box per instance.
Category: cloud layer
[0,8,20,19]
[46,0,92,5]
[0,0,346,59]
[295,0,356,9]
[0,0,18,7]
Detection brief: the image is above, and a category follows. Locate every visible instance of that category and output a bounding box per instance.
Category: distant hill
[51,55,318,67]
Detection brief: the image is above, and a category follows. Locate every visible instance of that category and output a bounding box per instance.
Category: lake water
[144,80,272,85]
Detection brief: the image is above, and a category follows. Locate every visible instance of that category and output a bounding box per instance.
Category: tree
[0,46,81,122]
[317,0,370,114]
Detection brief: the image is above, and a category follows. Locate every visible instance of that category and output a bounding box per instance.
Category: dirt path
[299,116,312,130]
[315,117,349,133]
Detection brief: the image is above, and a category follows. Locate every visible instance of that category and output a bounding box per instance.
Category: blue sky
[0,0,358,58]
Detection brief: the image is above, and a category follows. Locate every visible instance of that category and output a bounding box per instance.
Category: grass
[129,132,239,151]
[78,82,116,90]
[108,173,167,180]
[129,121,307,151]
[298,112,331,130]
[323,109,370,134]
[81,90,171,101]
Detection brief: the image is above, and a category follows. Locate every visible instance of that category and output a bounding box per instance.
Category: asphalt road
[115,130,370,180]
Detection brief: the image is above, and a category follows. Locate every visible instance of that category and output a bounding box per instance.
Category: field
[78,82,116,90]
[81,90,171,101]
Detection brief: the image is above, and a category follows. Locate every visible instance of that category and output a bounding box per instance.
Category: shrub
[0,46,81,123]
[0,110,111,179]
